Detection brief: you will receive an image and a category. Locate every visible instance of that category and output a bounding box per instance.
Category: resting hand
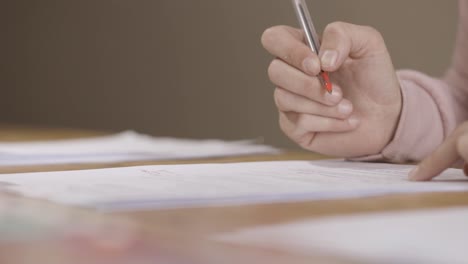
[409,122,468,181]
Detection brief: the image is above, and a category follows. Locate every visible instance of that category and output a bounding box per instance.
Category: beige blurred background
[0,0,458,148]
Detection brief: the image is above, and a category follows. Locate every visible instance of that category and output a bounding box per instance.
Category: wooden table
[1,125,468,264]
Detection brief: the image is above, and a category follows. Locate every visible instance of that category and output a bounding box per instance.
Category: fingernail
[321,50,338,69]
[338,100,353,115]
[408,167,420,181]
[348,116,360,128]
[303,57,320,75]
[325,89,342,104]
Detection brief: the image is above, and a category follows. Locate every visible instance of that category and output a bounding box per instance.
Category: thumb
[319,22,388,72]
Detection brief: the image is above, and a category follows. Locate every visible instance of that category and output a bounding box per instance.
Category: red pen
[291,0,333,94]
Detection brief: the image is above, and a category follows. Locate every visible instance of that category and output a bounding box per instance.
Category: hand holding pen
[262,1,403,158]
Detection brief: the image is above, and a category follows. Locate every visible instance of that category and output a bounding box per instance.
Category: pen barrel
[291,0,321,54]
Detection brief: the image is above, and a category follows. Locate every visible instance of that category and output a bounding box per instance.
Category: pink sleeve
[357,0,468,163]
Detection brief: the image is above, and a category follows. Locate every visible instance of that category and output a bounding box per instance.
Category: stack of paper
[0,131,279,166]
[215,207,468,264]
[0,160,466,211]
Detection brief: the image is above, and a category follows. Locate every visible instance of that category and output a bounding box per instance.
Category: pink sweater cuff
[354,70,449,163]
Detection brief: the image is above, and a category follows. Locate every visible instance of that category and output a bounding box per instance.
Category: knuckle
[282,125,298,144]
[281,126,293,139]
[324,21,348,36]
[261,25,287,47]
[261,27,277,47]
[296,134,313,150]
[278,114,291,134]
[279,117,289,134]
[279,112,295,130]
[362,25,385,44]
[287,115,316,150]
[274,89,286,109]
[267,60,282,82]
[362,25,382,38]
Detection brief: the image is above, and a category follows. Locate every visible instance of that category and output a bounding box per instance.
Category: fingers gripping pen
[291,0,333,93]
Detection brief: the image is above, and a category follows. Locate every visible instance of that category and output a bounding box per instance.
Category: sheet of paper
[0,131,279,166]
[215,207,468,264]
[0,160,466,211]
